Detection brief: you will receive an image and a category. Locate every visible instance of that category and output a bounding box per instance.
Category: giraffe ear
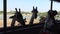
[15,8,17,11]
[15,8,18,12]
[19,8,21,12]
[36,7,37,10]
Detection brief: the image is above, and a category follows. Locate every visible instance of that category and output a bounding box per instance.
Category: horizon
[0,0,60,12]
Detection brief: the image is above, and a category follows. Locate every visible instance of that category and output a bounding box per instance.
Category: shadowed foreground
[0,23,44,34]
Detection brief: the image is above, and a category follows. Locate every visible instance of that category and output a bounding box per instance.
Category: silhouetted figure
[29,6,38,25]
[45,10,58,28]
[43,10,58,32]
[9,8,25,27]
[39,10,58,34]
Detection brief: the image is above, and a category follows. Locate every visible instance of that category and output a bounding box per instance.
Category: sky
[0,0,60,12]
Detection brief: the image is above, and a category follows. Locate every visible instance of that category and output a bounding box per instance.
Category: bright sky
[0,0,60,12]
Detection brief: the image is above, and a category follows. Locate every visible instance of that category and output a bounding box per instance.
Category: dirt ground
[0,19,40,28]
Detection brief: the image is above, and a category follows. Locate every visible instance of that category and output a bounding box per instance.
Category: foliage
[21,11,31,14]
[0,11,60,17]
[38,12,48,17]
[0,11,3,14]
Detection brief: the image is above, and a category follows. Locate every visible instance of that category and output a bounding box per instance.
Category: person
[44,10,58,30]
[39,10,58,34]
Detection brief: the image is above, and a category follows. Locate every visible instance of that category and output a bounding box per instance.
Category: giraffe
[9,8,26,27]
[29,6,38,25]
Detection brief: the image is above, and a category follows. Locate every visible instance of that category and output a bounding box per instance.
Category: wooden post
[3,0,7,29]
[50,0,53,10]
[3,0,7,33]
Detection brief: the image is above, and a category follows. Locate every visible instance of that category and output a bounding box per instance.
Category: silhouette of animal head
[48,10,58,16]
[31,6,38,19]
[9,8,22,18]
[9,8,23,21]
